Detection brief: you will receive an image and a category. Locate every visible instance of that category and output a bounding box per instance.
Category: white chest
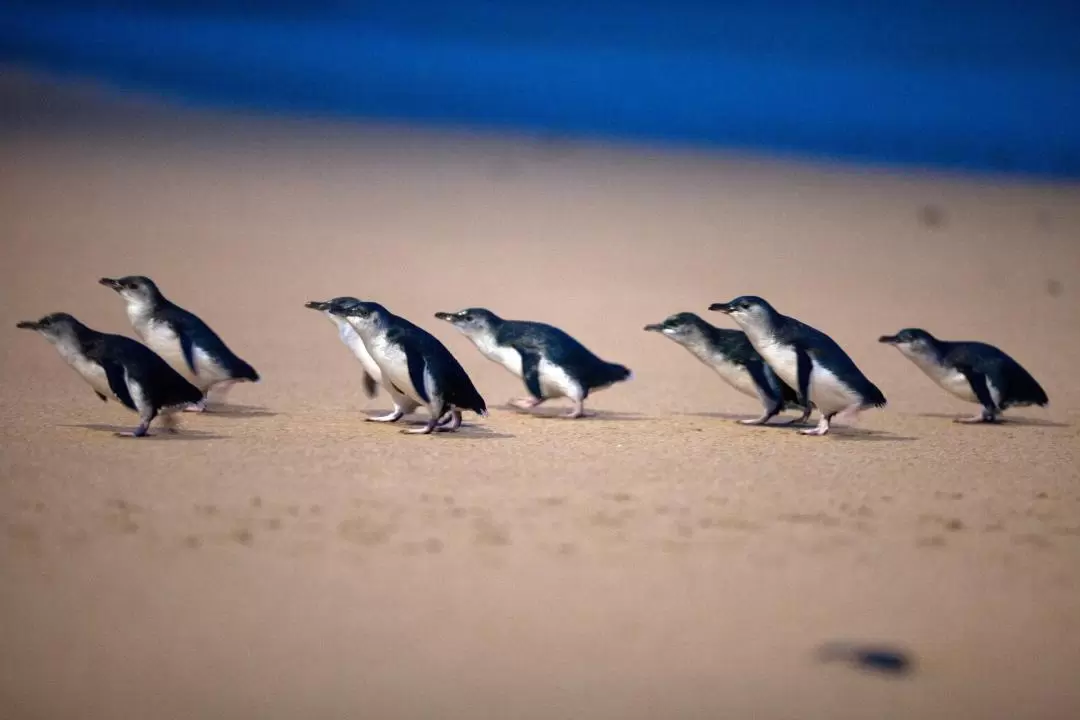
[332,316,382,380]
[755,340,800,388]
[367,332,424,403]
[54,341,112,398]
[907,354,980,403]
[471,335,523,377]
[685,345,760,399]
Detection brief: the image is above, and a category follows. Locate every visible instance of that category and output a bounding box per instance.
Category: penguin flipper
[517,348,545,400]
[175,323,198,375]
[102,360,137,411]
[958,366,998,413]
[392,330,430,405]
[795,346,813,407]
[361,371,378,399]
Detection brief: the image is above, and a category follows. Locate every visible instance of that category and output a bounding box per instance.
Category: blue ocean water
[3,1,1078,177]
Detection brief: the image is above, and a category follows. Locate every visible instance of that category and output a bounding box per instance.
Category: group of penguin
[17,275,1049,439]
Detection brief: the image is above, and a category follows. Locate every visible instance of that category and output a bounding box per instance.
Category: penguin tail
[234,359,260,382]
[603,362,633,385]
[864,382,887,409]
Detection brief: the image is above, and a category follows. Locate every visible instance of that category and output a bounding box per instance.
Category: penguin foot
[738,410,779,425]
[564,400,586,419]
[800,416,832,436]
[402,419,439,435]
[184,400,208,413]
[368,409,404,423]
[509,397,542,411]
[117,424,150,438]
[955,412,999,424]
[438,410,463,431]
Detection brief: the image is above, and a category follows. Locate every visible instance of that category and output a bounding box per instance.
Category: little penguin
[329,300,487,434]
[305,297,381,399]
[17,313,204,437]
[100,275,259,411]
[878,328,1048,423]
[710,296,886,436]
[434,308,632,419]
[644,312,810,425]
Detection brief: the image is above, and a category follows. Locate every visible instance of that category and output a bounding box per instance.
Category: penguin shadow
[825,428,916,443]
[59,424,228,441]
[199,403,277,418]
[499,405,649,422]
[918,412,1067,428]
[684,411,814,429]
[431,424,515,440]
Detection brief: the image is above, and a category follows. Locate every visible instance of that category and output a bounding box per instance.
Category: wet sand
[2,71,1079,719]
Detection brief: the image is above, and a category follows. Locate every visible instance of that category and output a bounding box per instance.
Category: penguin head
[644,312,710,342]
[327,298,388,332]
[100,276,162,308]
[434,308,502,339]
[306,296,360,314]
[879,328,939,357]
[16,312,83,343]
[708,296,775,329]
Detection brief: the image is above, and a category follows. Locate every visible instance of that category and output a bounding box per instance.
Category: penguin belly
[908,356,980,403]
[755,342,858,414]
[57,346,113,399]
[479,342,524,377]
[707,355,761,399]
[808,363,862,414]
[139,320,227,392]
[370,335,427,406]
[537,358,582,400]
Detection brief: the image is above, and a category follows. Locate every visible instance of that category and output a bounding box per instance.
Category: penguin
[328,300,487,434]
[644,312,810,425]
[434,308,632,419]
[305,297,381,399]
[100,275,258,411]
[16,313,204,437]
[709,296,886,436]
[306,296,448,425]
[878,328,1048,423]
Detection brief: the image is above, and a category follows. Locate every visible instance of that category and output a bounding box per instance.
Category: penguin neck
[740,317,779,349]
[125,293,164,327]
[47,325,95,366]
[466,325,502,356]
[898,340,947,371]
[674,327,721,364]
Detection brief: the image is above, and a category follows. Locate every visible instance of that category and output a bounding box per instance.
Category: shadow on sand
[825,429,917,443]
[199,403,277,418]
[498,404,649,422]
[918,412,1067,428]
[684,411,813,428]
[60,423,228,441]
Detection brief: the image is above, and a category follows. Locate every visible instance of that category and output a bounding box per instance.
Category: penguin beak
[434,312,454,322]
[305,301,329,311]
[708,302,734,314]
[878,335,899,344]
[16,320,40,331]
[643,323,664,332]
[99,277,121,291]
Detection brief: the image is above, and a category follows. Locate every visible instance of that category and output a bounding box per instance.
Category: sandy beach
[2,71,1079,719]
